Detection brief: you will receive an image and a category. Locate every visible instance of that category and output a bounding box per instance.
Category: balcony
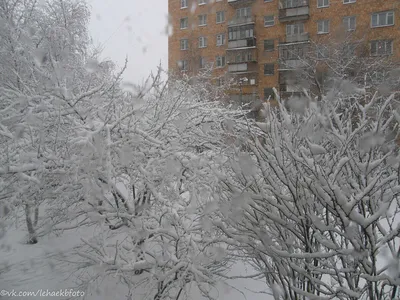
[228,16,255,27]
[228,37,256,49]
[227,48,257,64]
[279,75,303,98]
[228,62,258,73]
[284,33,309,44]
[227,0,256,7]
[278,59,307,70]
[279,0,309,22]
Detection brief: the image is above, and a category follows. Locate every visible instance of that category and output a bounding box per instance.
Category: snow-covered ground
[0,225,270,300]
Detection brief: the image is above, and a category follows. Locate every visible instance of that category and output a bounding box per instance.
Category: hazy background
[89,0,169,84]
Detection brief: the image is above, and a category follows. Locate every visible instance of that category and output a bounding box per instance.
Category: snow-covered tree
[57,69,251,300]
[279,31,400,101]
[216,91,400,299]
[0,1,254,297]
[0,0,124,243]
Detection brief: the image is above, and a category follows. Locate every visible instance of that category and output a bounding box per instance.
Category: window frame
[286,23,305,36]
[264,15,275,27]
[264,63,275,76]
[216,33,225,46]
[198,36,208,48]
[371,11,394,28]
[216,11,225,24]
[199,57,206,69]
[370,40,393,56]
[264,87,275,100]
[343,0,356,4]
[342,43,357,58]
[180,39,188,50]
[180,0,188,9]
[264,39,274,52]
[216,55,226,68]
[317,20,330,34]
[228,25,254,41]
[317,0,329,8]
[178,60,188,71]
[198,14,207,26]
[316,45,329,59]
[180,17,188,29]
[343,16,356,31]
[236,7,252,18]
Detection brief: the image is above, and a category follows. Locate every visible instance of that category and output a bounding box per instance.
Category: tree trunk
[25,204,37,244]
[33,206,39,227]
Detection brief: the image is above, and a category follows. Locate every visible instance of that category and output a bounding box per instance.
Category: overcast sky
[88,0,168,84]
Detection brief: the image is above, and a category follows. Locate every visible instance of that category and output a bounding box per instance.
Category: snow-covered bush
[216,91,400,300]
[60,69,251,299]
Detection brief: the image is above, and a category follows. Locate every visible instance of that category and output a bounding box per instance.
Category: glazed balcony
[279,43,309,70]
[228,15,255,27]
[284,32,309,44]
[227,37,257,49]
[279,0,309,22]
[228,62,258,73]
[227,0,256,8]
[278,59,307,70]
[279,79,304,98]
[226,48,257,64]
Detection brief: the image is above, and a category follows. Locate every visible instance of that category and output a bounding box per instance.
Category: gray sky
[88,0,168,84]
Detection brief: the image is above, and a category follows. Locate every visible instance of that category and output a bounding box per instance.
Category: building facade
[168,0,400,102]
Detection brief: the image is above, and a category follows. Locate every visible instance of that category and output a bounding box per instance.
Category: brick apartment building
[168,0,399,102]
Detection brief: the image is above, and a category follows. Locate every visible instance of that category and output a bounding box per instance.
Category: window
[180,18,188,29]
[264,39,274,51]
[199,57,206,69]
[180,39,188,50]
[343,16,356,31]
[181,0,188,8]
[236,7,251,18]
[199,14,207,26]
[371,40,393,56]
[178,60,188,71]
[217,77,224,86]
[317,0,329,7]
[264,0,273,2]
[216,56,226,67]
[264,63,274,75]
[316,45,329,59]
[198,0,207,5]
[343,0,355,3]
[286,23,304,35]
[216,11,225,23]
[371,11,394,28]
[264,15,275,27]
[343,43,357,57]
[282,0,308,9]
[216,33,225,46]
[198,36,207,48]
[317,20,329,34]
[264,88,275,100]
